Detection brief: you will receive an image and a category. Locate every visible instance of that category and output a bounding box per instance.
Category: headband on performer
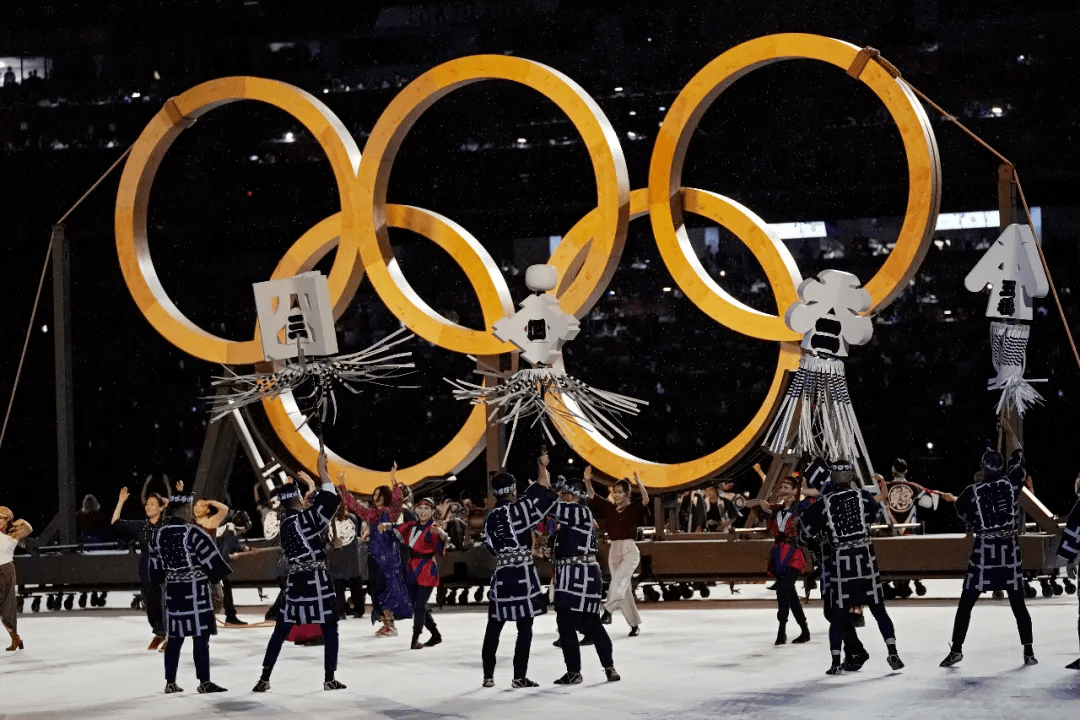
[274,486,301,504]
[559,477,588,500]
[168,494,193,506]
[830,461,854,472]
[415,497,436,510]
[491,471,517,497]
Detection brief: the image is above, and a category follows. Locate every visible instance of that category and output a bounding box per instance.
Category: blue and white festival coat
[280,489,340,624]
[955,459,1026,592]
[550,500,603,614]
[802,486,884,609]
[482,482,558,621]
[149,517,231,637]
[1057,497,1080,564]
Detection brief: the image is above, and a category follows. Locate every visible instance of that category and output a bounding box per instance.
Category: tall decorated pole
[446,264,647,464]
[763,269,878,489]
[963,223,1049,422]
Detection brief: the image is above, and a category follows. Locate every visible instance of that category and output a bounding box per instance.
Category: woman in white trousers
[585,468,649,636]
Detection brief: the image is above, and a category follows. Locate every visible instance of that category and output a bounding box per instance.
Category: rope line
[0,145,133,451]
[860,48,1079,374]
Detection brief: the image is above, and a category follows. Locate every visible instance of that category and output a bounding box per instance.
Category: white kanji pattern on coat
[551,501,602,614]
[280,490,339,624]
[483,483,558,621]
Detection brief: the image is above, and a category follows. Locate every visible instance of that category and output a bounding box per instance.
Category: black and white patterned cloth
[802,486,884,609]
[1058,498,1080,564]
[550,500,602,614]
[280,489,339,624]
[482,482,558,621]
[956,460,1026,591]
[149,518,231,637]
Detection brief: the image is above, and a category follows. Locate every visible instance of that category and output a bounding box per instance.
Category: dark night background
[2,0,1079,535]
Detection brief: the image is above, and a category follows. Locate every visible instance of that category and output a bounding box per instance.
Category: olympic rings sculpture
[115,33,941,493]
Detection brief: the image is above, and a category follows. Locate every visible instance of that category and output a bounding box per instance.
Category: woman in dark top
[78,494,111,545]
[111,481,169,649]
[584,467,649,636]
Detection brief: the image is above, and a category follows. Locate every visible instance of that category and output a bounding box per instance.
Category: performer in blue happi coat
[148,491,231,694]
[798,458,869,672]
[480,452,557,689]
[1059,472,1080,670]
[941,447,1036,667]
[550,475,619,685]
[254,451,346,692]
[801,461,903,675]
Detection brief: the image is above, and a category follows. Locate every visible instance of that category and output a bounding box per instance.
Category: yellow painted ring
[115,77,365,365]
[355,54,631,352]
[260,209,508,492]
[648,33,941,340]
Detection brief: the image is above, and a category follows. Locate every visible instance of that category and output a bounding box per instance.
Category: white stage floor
[2,587,1079,719]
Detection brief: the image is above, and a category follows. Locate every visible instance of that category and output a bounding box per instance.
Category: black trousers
[142,579,166,636]
[164,634,210,683]
[482,616,533,679]
[221,577,239,619]
[775,567,807,627]
[556,608,613,673]
[334,578,366,618]
[950,588,1033,648]
[262,617,339,678]
[410,584,439,637]
[823,600,865,657]
[829,602,894,654]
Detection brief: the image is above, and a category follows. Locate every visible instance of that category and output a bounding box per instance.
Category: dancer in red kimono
[394,497,447,648]
[748,475,812,645]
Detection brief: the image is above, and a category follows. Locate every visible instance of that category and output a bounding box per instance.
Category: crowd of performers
[2,444,1080,690]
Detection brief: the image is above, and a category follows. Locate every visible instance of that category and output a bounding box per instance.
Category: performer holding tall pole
[551,474,620,685]
[940,447,1037,667]
[254,451,346,692]
[148,491,231,693]
[585,467,647,637]
[480,452,557,688]
[801,462,903,675]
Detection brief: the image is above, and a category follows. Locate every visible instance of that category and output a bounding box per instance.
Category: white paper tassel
[988,321,1045,416]
[763,354,864,463]
[208,327,416,425]
[445,360,647,464]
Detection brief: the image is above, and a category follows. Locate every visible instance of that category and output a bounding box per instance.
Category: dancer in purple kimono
[338,462,412,636]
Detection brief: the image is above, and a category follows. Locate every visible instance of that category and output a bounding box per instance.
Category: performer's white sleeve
[916,492,938,511]
[322,482,337,495]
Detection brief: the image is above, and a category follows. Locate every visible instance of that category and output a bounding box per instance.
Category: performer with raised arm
[551,474,620,685]
[111,484,168,649]
[480,452,558,689]
[747,474,812,645]
[801,462,903,675]
[254,451,346,692]
[0,506,32,652]
[148,490,231,693]
[392,497,447,649]
[941,447,1037,668]
[338,463,413,637]
[1059,472,1080,670]
[584,467,647,636]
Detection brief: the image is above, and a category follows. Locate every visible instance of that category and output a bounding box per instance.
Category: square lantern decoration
[253,271,338,361]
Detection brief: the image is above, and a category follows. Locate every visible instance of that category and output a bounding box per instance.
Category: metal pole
[996,163,1024,459]
[52,224,77,545]
[482,353,511,509]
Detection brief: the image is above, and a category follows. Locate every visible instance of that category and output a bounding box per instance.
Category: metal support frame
[52,224,77,545]
[483,353,513,508]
